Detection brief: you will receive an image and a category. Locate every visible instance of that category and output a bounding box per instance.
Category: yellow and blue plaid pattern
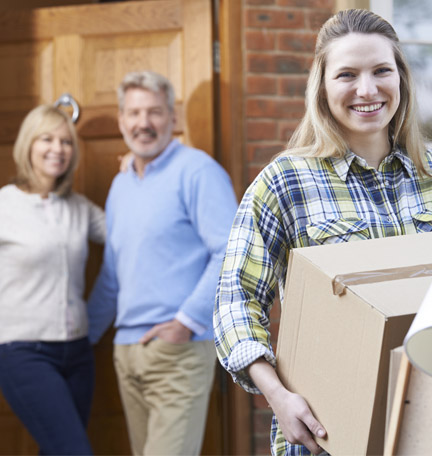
[214,147,432,456]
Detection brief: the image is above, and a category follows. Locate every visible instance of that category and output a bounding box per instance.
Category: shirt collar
[129,138,179,175]
[328,145,414,181]
[391,146,415,177]
[328,151,356,182]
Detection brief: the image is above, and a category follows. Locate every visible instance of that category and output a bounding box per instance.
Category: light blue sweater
[87,139,238,344]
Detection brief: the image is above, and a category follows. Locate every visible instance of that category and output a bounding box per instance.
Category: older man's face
[118,88,175,161]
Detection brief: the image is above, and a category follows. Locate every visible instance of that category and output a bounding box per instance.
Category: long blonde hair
[12,105,79,196]
[280,9,428,175]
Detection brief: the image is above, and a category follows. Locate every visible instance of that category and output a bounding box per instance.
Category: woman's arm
[248,357,326,455]
[86,198,106,244]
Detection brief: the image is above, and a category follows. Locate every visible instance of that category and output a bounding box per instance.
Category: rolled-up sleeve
[214,171,288,393]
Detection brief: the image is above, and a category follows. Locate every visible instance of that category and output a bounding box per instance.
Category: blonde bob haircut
[282,9,429,175]
[13,104,79,197]
[117,70,175,112]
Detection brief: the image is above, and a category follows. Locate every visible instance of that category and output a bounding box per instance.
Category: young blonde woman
[214,9,432,456]
[0,105,105,455]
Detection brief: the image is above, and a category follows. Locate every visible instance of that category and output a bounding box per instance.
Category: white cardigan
[0,185,106,343]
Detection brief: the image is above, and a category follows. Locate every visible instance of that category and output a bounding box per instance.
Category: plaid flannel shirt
[214,147,432,456]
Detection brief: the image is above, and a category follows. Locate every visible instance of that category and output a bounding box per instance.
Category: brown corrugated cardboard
[276,232,432,456]
[386,346,432,455]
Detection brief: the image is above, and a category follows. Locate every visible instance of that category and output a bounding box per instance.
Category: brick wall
[241,1,335,454]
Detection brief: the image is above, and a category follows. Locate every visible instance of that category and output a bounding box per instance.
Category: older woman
[214,9,432,456]
[0,105,105,455]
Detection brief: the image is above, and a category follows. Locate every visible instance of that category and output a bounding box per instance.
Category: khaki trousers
[114,339,216,456]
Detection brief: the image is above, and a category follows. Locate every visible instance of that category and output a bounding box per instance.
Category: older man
[88,71,237,455]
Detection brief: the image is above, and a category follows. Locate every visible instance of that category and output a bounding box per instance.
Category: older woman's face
[30,121,74,188]
[324,33,400,146]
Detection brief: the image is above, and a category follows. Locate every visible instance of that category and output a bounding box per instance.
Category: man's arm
[178,161,238,332]
[87,196,119,344]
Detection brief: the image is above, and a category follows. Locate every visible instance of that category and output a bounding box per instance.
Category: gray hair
[117,71,175,111]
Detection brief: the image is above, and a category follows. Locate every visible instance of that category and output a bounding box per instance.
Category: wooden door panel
[0,41,52,110]
[0,1,220,455]
[81,138,127,207]
[0,146,15,186]
[82,33,183,107]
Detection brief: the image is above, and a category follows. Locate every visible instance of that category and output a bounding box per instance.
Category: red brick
[246,98,305,119]
[245,8,305,29]
[247,120,277,140]
[247,53,312,74]
[247,54,273,73]
[270,299,281,323]
[279,119,301,141]
[247,143,284,163]
[278,31,317,53]
[270,321,280,346]
[307,10,333,30]
[254,434,272,456]
[253,393,270,409]
[279,99,305,119]
[271,295,281,317]
[247,75,277,95]
[246,98,278,117]
[279,76,307,97]
[274,54,312,74]
[253,408,273,433]
[246,0,276,5]
[277,0,334,7]
[246,30,276,51]
[247,164,266,183]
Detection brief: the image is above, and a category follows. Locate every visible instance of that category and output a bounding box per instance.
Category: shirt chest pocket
[413,211,432,233]
[306,218,370,246]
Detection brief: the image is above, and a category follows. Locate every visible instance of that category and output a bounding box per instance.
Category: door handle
[54,92,80,123]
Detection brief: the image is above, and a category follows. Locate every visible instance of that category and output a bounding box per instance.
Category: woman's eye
[62,139,73,146]
[375,67,391,75]
[337,72,354,79]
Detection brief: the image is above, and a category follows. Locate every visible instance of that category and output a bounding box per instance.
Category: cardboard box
[386,346,432,455]
[276,232,432,456]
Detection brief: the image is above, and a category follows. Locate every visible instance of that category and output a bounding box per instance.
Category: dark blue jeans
[0,337,94,455]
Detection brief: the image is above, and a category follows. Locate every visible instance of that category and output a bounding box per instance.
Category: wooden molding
[218,0,245,200]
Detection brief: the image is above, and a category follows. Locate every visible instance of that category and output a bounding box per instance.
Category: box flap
[350,276,432,317]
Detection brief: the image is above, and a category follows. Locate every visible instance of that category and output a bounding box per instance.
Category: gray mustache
[133,128,157,138]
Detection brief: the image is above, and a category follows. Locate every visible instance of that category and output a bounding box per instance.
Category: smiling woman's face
[324,32,400,147]
[30,121,74,190]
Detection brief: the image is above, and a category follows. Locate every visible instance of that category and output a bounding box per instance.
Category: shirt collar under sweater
[127,138,180,178]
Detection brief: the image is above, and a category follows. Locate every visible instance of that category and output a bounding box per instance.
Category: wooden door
[0,1,222,454]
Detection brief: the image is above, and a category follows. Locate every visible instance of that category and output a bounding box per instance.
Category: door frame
[215,1,252,455]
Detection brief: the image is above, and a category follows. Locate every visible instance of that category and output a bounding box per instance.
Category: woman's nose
[356,74,378,98]
[52,138,63,151]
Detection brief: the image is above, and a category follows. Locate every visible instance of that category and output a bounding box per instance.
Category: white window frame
[371,0,432,142]
[370,0,393,24]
